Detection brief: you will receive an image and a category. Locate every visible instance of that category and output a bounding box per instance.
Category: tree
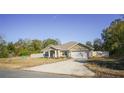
[0,36,8,58]
[42,38,59,48]
[0,45,9,58]
[14,39,30,56]
[31,39,43,53]
[0,37,61,57]
[93,38,103,51]
[86,41,93,47]
[101,18,124,56]
[7,42,15,57]
[14,39,43,56]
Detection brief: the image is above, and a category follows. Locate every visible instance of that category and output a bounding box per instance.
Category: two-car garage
[70,51,88,60]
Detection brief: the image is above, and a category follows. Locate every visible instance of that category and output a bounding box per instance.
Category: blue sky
[0,14,121,44]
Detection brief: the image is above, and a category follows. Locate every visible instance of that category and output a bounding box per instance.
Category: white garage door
[71,52,88,59]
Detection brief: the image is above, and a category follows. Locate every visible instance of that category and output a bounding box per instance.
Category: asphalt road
[0,69,75,78]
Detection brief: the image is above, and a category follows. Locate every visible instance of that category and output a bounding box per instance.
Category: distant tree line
[0,37,60,58]
[86,18,124,57]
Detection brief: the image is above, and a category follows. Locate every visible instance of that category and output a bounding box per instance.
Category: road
[0,69,75,78]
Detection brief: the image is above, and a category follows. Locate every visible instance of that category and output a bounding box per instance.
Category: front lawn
[85,57,124,77]
[0,57,67,69]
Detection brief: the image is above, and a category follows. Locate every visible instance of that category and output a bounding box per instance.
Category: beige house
[42,41,93,59]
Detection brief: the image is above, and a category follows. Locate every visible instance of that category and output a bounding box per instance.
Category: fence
[30,53,44,58]
[90,51,109,57]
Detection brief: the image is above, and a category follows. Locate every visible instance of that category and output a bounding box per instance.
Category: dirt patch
[85,57,124,77]
[0,57,68,69]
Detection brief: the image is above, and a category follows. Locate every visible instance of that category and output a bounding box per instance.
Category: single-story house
[41,41,94,59]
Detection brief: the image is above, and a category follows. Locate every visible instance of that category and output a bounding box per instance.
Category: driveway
[23,59,95,77]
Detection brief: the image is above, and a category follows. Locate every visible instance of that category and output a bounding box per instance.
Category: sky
[0,14,121,44]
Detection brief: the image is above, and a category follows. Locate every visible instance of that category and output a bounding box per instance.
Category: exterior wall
[54,50,57,58]
[90,51,109,57]
[58,50,62,57]
[58,50,68,57]
[69,44,89,52]
[43,50,66,58]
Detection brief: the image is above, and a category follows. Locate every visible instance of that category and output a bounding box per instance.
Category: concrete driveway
[23,59,95,77]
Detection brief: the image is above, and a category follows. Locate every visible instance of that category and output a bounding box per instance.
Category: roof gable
[61,41,78,49]
[69,43,93,51]
[42,41,94,51]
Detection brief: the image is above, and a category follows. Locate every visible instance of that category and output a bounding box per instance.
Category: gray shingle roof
[42,41,93,51]
[50,41,78,50]
[61,41,78,49]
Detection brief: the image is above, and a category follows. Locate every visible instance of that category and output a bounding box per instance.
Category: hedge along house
[41,41,94,60]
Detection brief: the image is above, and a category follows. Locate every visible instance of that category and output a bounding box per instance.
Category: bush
[0,45,9,58]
